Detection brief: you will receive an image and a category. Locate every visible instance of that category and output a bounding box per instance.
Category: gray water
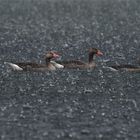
[0,0,140,139]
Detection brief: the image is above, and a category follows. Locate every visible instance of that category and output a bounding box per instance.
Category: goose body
[5,51,62,71]
[56,48,103,69]
[108,64,140,72]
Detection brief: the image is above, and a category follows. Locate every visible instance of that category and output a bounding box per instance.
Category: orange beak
[52,52,60,58]
[97,50,103,56]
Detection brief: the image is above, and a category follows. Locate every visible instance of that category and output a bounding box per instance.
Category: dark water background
[0,0,140,139]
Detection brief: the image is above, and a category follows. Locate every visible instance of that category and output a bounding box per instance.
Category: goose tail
[103,66,118,71]
[50,61,64,69]
[4,62,23,71]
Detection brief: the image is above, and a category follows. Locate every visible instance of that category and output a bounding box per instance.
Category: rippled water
[0,0,140,139]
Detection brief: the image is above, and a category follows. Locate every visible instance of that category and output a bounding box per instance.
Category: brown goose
[56,48,103,69]
[108,64,140,72]
[5,51,63,71]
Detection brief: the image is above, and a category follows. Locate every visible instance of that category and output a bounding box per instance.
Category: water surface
[0,0,140,139]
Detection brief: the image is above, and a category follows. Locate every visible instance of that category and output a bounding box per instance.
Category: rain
[0,0,140,139]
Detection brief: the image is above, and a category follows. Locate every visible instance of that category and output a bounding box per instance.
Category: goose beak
[97,50,103,56]
[52,52,60,58]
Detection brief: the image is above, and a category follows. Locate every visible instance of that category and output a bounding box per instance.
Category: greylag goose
[5,51,63,71]
[56,48,103,69]
[108,64,140,72]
